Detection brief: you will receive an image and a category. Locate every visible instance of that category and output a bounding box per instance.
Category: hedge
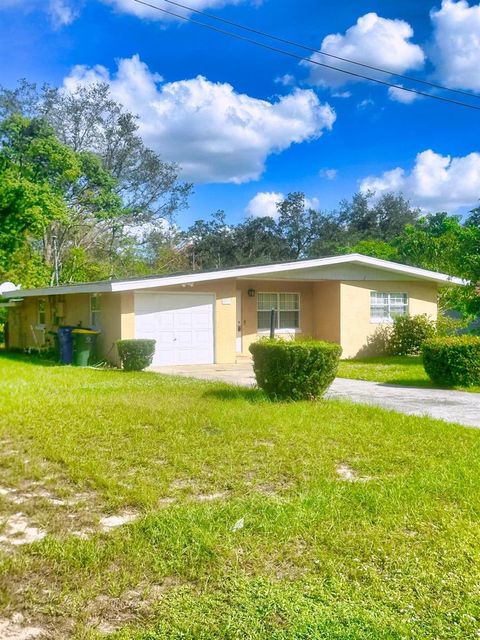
[422,336,480,387]
[249,338,342,400]
[116,339,156,371]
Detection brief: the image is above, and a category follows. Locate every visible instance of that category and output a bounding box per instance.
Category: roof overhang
[3,254,467,299]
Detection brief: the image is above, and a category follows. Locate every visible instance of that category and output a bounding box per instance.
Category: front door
[236,292,242,353]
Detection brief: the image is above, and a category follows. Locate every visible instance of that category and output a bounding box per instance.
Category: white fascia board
[347,254,466,285]
[3,282,113,298]
[4,254,466,298]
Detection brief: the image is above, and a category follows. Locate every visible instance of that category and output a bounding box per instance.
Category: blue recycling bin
[58,326,74,364]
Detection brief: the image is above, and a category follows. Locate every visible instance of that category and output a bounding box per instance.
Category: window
[257,293,300,331]
[90,294,101,328]
[370,292,408,323]
[37,299,46,326]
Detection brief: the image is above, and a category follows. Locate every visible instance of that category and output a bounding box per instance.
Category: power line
[131,0,480,111]
[145,0,480,101]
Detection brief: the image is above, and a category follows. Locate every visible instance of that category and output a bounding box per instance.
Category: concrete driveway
[151,363,480,428]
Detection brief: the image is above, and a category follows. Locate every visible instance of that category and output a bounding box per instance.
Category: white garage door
[134,292,215,366]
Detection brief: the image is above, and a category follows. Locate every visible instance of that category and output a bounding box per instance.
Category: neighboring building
[3,254,464,365]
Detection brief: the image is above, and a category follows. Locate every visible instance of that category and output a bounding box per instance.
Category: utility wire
[142,0,480,101]
[131,0,480,111]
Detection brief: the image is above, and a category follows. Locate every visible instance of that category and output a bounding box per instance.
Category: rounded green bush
[422,336,480,387]
[388,314,436,356]
[116,339,156,371]
[249,338,342,401]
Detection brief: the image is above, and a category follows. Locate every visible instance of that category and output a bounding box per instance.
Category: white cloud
[274,74,296,87]
[64,55,336,184]
[430,0,480,92]
[357,98,375,110]
[0,0,78,26]
[246,192,284,218]
[331,90,352,98]
[48,0,78,27]
[360,149,480,211]
[246,192,319,219]
[103,0,251,21]
[319,168,338,180]
[304,12,425,88]
[1,0,253,26]
[388,85,419,104]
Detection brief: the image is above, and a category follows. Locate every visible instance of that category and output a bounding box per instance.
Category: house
[3,254,464,365]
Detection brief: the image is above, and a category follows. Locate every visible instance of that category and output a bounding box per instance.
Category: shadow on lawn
[202,386,269,403]
[0,351,58,367]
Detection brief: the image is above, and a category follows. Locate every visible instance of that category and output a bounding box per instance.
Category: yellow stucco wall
[7,292,122,364]
[7,276,439,364]
[340,280,438,358]
[236,280,315,355]
[312,281,341,343]
[97,293,122,365]
[123,280,238,364]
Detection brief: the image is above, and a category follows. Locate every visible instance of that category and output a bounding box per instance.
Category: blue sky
[1,0,480,228]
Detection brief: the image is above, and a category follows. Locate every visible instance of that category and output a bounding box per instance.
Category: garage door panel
[134,293,214,366]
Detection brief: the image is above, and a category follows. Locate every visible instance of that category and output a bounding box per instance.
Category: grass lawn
[338,355,480,392]
[1,354,480,639]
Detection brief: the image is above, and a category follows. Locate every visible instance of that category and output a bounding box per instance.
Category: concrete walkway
[151,363,480,428]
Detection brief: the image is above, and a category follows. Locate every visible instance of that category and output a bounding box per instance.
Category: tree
[0,114,126,284]
[0,80,192,281]
[345,239,400,261]
[183,211,236,270]
[232,216,288,265]
[395,212,479,315]
[338,191,419,243]
[277,192,325,259]
[0,115,77,272]
[0,81,191,224]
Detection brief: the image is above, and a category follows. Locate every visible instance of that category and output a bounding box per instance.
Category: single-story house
[3,254,464,365]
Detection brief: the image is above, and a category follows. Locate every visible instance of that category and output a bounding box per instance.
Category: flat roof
[3,253,466,298]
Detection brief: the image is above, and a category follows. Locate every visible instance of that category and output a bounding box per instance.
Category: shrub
[116,339,156,371]
[357,324,393,357]
[388,314,436,356]
[249,338,342,401]
[422,336,480,387]
[436,314,470,337]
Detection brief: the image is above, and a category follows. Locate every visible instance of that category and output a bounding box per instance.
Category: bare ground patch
[0,513,46,547]
[336,463,373,483]
[86,577,185,635]
[0,615,45,639]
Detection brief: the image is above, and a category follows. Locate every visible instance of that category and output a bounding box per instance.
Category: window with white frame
[370,292,408,322]
[257,292,300,331]
[90,294,101,328]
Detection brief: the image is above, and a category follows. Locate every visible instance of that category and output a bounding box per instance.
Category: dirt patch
[158,497,176,506]
[0,513,46,547]
[0,482,98,508]
[254,440,275,448]
[87,577,183,634]
[336,463,372,483]
[99,511,139,532]
[0,615,45,639]
[170,478,198,491]
[194,492,228,502]
[254,483,283,498]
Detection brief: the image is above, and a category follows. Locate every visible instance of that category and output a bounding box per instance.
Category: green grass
[338,355,480,392]
[1,353,480,639]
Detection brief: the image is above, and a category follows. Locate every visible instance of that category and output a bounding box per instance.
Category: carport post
[269,308,276,339]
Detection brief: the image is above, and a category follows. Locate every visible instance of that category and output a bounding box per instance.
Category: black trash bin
[58,326,74,364]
